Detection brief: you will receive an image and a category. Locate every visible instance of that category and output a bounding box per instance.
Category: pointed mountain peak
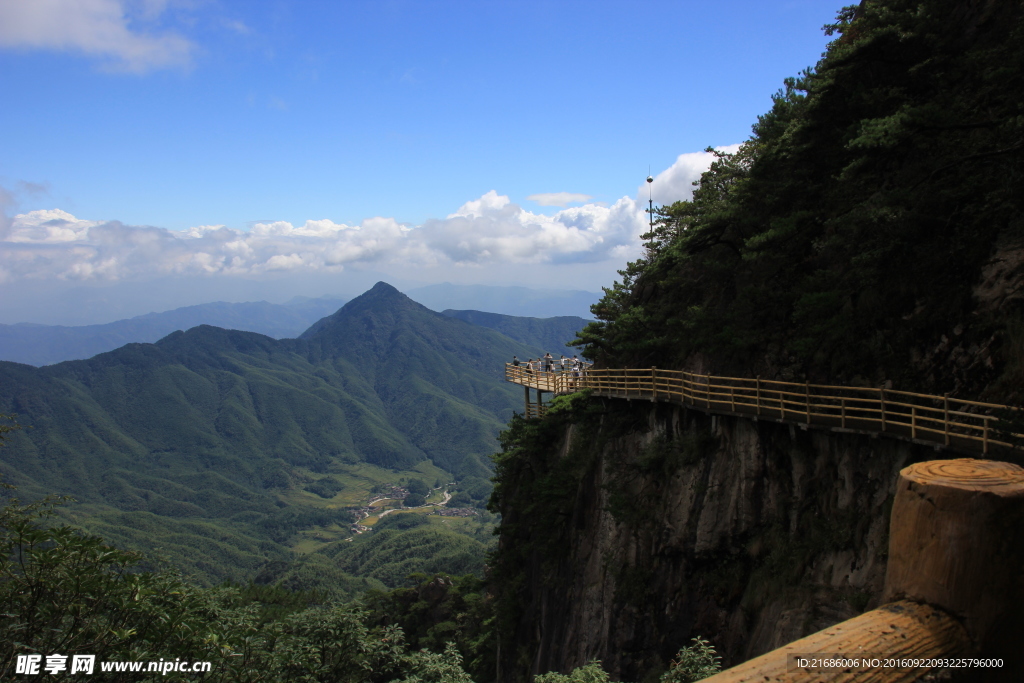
[345,281,423,310]
[298,282,436,340]
[369,281,400,295]
[360,281,407,302]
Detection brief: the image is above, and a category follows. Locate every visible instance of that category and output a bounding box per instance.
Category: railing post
[651,367,657,402]
[983,416,989,454]
[944,393,950,446]
[755,376,761,416]
[880,386,887,432]
[729,385,735,412]
[912,406,917,440]
[805,380,810,426]
[705,374,710,410]
[841,397,846,429]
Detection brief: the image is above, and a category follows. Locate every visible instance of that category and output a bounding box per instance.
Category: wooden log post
[699,600,969,682]
[883,458,1024,678]
[699,457,1024,682]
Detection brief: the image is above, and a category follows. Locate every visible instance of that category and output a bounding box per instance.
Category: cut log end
[885,458,1024,663]
[900,458,1024,496]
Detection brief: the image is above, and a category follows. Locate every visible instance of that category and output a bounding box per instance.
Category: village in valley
[348,483,479,536]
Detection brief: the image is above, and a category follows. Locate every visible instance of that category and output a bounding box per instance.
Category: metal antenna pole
[646,170,654,231]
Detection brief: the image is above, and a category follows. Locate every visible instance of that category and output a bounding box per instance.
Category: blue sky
[0,0,842,324]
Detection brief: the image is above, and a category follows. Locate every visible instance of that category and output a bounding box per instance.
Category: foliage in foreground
[0,477,718,683]
[574,0,1024,401]
[659,638,722,683]
[533,637,721,683]
[0,481,473,682]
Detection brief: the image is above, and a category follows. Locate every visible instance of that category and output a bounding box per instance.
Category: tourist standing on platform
[512,356,520,367]
[544,353,553,372]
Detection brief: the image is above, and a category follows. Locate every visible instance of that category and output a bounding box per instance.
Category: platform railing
[505,364,1022,455]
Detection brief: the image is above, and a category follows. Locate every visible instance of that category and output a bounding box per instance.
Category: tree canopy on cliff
[576,0,1024,399]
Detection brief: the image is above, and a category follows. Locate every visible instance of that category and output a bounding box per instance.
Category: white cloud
[6,208,103,243]
[446,190,512,219]
[527,192,594,207]
[0,148,736,284]
[638,145,743,205]
[0,0,193,73]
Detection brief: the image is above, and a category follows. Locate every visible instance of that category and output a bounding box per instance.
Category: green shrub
[304,477,344,498]
[660,637,721,683]
[448,491,473,507]
[407,479,431,496]
[534,660,610,683]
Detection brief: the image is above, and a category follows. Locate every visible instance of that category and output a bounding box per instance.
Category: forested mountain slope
[0,283,537,587]
[576,0,1024,404]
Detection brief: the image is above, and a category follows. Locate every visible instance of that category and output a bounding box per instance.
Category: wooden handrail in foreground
[701,600,969,682]
[700,458,1024,682]
[504,364,1022,456]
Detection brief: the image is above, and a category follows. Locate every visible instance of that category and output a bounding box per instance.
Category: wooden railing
[523,403,548,420]
[505,364,1023,455]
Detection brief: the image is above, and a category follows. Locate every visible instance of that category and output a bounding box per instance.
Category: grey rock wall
[495,397,950,682]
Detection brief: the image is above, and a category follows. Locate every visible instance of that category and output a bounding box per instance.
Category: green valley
[0,283,586,594]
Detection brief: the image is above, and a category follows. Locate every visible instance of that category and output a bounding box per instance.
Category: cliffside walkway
[505,369,1024,679]
[505,364,1022,456]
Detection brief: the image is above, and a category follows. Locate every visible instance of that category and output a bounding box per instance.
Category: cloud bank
[0,0,193,73]
[0,149,731,286]
[526,192,594,207]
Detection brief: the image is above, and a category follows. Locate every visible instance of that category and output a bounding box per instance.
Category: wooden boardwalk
[506,364,1023,456]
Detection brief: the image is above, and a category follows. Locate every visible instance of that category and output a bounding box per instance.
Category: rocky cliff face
[491,396,951,682]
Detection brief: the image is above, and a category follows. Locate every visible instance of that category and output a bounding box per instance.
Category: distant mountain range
[441,309,589,357]
[404,282,598,319]
[0,296,347,366]
[0,283,598,366]
[0,283,590,591]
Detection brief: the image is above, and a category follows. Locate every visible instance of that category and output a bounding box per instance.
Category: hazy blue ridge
[0,297,346,366]
[441,309,590,357]
[404,282,599,319]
